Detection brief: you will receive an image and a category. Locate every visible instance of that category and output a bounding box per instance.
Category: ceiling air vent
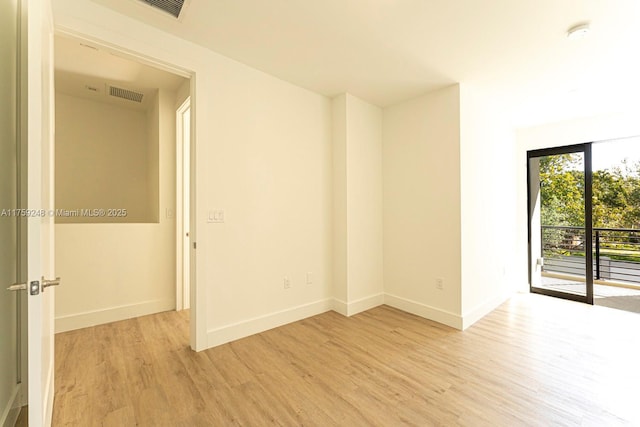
[138,0,185,18]
[109,86,144,103]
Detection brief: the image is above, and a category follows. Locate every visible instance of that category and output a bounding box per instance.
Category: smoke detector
[567,23,591,40]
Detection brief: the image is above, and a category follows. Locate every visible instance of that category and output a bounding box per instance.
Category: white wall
[55,89,177,332]
[60,0,338,349]
[56,1,339,349]
[382,85,463,328]
[147,90,160,222]
[52,1,530,349]
[332,95,348,304]
[381,84,518,330]
[346,95,384,308]
[332,93,384,316]
[459,84,518,327]
[203,59,333,346]
[55,93,155,223]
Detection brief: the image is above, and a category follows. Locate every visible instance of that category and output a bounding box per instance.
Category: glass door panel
[528,145,593,304]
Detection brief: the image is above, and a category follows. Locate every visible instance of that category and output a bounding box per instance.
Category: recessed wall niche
[55,90,159,223]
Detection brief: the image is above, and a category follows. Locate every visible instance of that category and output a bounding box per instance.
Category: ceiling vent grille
[138,0,185,18]
[109,86,144,103]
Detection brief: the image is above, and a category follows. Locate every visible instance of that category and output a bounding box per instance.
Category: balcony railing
[541,225,640,285]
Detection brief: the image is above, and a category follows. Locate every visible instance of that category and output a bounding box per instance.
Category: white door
[1,0,55,426]
[25,0,57,425]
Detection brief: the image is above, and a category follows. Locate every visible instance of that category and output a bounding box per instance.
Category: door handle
[7,283,27,291]
[42,277,61,292]
[6,279,61,294]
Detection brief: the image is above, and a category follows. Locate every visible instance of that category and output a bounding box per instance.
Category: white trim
[346,293,384,316]
[54,299,175,333]
[175,97,191,311]
[0,384,21,427]
[332,298,348,316]
[461,292,511,330]
[42,354,54,427]
[201,292,510,349]
[207,299,334,348]
[332,293,385,317]
[53,28,192,80]
[206,293,477,348]
[384,293,463,330]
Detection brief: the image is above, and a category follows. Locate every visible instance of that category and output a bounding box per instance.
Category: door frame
[52,27,202,350]
[176,97,190,311]
[527,143,594,304]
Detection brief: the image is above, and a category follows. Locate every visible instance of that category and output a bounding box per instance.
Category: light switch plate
[208,210,225,223]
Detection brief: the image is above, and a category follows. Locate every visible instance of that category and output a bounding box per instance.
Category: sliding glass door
[528,144,594,304]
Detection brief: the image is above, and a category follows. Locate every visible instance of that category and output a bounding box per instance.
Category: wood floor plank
[53,294,640,426]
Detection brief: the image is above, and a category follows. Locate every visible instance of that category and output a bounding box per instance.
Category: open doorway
[590,137,640,312]
[528,137,640,314]
[52,33,194,340]
[528,144,594,304]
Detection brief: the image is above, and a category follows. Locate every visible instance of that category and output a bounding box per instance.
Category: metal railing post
[595,230,600,280]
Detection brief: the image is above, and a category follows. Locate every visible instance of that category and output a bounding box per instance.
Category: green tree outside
[539,154,640,229]
[539,153,640,262]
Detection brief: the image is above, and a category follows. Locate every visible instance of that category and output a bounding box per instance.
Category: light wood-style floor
[53,294,640,426]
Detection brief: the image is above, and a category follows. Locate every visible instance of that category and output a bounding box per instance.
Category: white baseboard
[332,298,348,316]
[44,352,55,427]
[52,289,505,353]
[384,293,463,330]
[55,298,175,333]
[461,292,511,330]
[1,384,21,427]
[334,293,384,316]
[207,298,334,348]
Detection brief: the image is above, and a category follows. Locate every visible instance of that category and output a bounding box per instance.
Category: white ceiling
[55,34,187,111]
[88,0,640,125]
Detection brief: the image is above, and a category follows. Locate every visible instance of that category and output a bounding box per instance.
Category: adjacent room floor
[52,294,640,426]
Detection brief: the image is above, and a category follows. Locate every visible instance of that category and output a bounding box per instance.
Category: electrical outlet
[306,272,313,285]
[284,277,291,289]
[436,277,444,290]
